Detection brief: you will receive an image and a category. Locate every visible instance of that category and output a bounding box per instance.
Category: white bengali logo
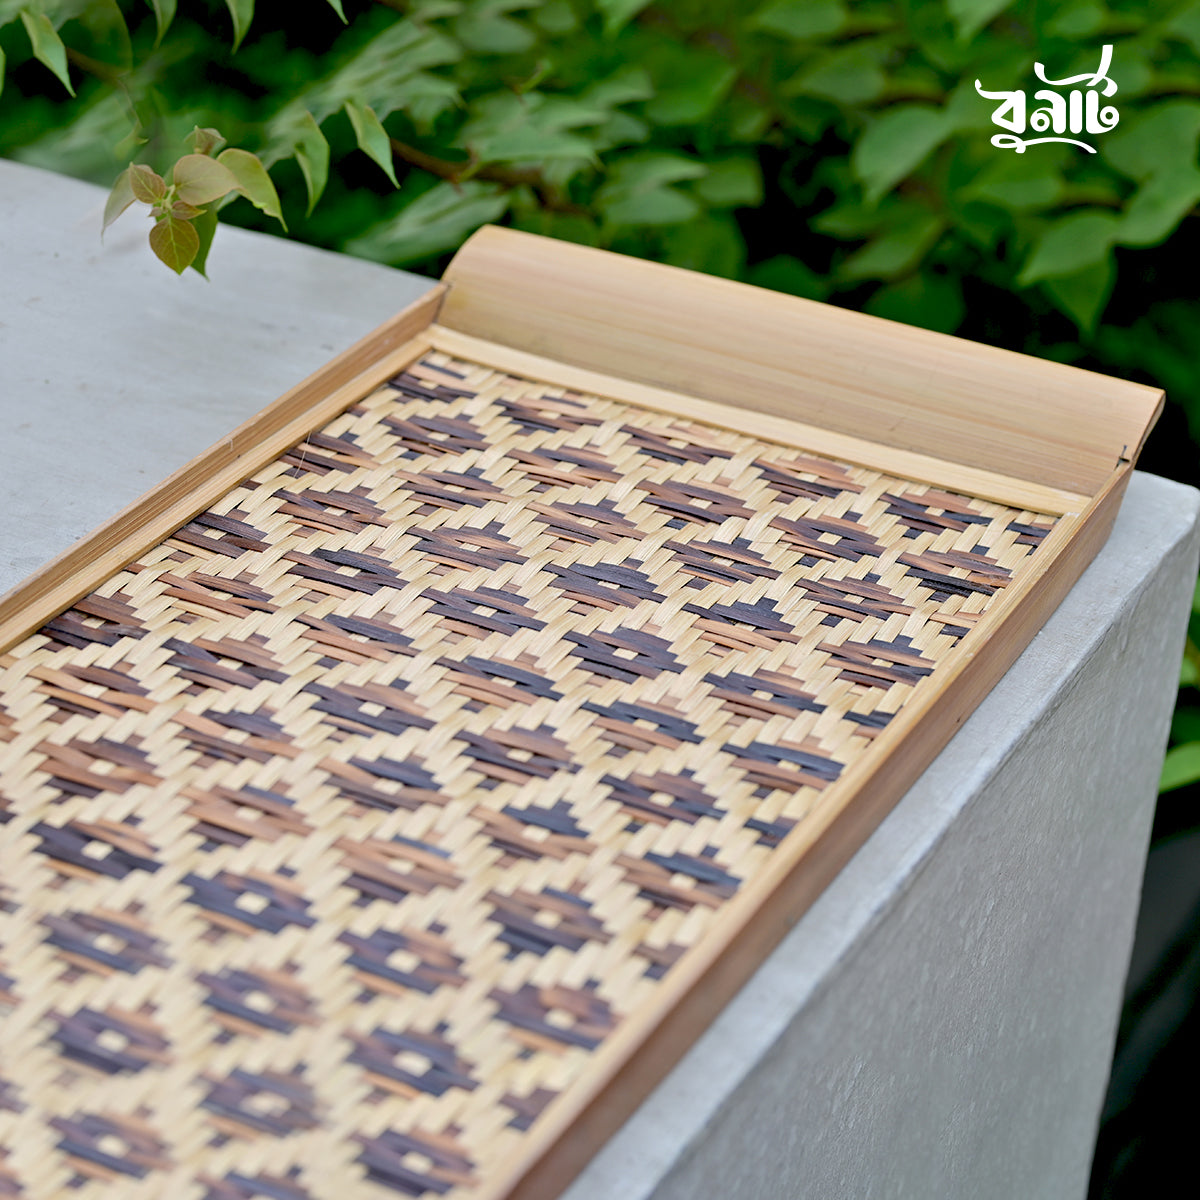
[975,44,1119,153]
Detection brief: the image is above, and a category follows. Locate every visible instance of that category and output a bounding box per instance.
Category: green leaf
[345,180,510,265]
[865,271,965,333]
[1044,0,1104,38]
[1182,654,1199,688]
[747,0,846,40]
[149,214,200,274]
[293,113,330,216]
[102,166,135,234]
[173,154,240,206]
[128,163,166,203]
[600,186,699,226]
[0,42,6,101]
[454,11,535,54]
[660,213,745,278]
[958,154,1065,212]
[597,0,651,37]
[747,255,830,301]
[1166,1,1200,56]
[19,8,73,95]
[646,54,738,125]
[345,100,398,187]
[839,212,945,282]
[1041,254,1115,334]
[1119,168,1200,248]
[788,40,887,105]
[853,106,949,203]
[604,153,707,191]
[225,0,253,51]
[190,206,218,278]
[187,126,226,156]
[947,0,1015,41]
[1018,212,1119,285]
[325,0,346,21]
[147,0,175,43]
[471,126,596,165]
[217,148,287,229]
[694,157,763,207]
[1102,100,1200,182]
[1160,741,1200,792]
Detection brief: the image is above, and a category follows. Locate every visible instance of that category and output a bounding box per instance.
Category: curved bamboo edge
[441,226,1162,498]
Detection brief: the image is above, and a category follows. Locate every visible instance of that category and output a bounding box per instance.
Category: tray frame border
[0,231,1160,1200]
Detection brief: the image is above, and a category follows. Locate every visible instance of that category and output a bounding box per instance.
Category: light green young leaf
[1,43,6,100]
[292,113,330,216]
[325,0,346,21]
[225,0,254,50]
[839,212,945,281]
[1041,254,1114,333]
[1160,741,1200,792]
[149,214,200,274]
[695,157,763,207]
[128,163,166,203]
[147,0,175,43]
[173,154,240,205]
[346,180,510,265]
[19,8,73,95]
[217,148,287,229]
[1018,212,1119,285]
[1119,167,1200,248]
[747,0,845,40]
[345,100,398,187]
[102,166,135,234]
[853,106,949,203]
[947,0,1015,41]
[187,126,226,156]
[597,0,651,37]
[190,207,218,278]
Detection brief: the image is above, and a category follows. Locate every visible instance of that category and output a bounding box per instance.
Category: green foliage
[3,1,1200,790]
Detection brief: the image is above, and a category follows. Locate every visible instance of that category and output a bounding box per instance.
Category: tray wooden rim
[0,230,1156,1200]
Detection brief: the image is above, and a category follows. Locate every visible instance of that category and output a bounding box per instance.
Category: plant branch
[388,137,587,213]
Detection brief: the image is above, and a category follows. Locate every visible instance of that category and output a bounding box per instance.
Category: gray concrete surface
[3,157,1197,1200]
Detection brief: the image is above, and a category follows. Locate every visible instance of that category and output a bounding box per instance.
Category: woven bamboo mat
[0,351,1056,1199]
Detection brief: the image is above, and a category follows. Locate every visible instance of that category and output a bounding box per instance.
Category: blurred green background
[3,1,1199,1193]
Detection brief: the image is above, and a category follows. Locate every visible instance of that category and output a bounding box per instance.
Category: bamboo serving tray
[0,228,1161,1200]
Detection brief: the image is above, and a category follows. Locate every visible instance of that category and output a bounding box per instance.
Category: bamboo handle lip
[442,226,1162,497]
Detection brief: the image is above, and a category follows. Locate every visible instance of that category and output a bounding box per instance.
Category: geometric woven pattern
[0,352,1056,1198]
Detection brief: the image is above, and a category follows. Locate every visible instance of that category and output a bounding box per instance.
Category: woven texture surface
[0,352,1056,1199]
